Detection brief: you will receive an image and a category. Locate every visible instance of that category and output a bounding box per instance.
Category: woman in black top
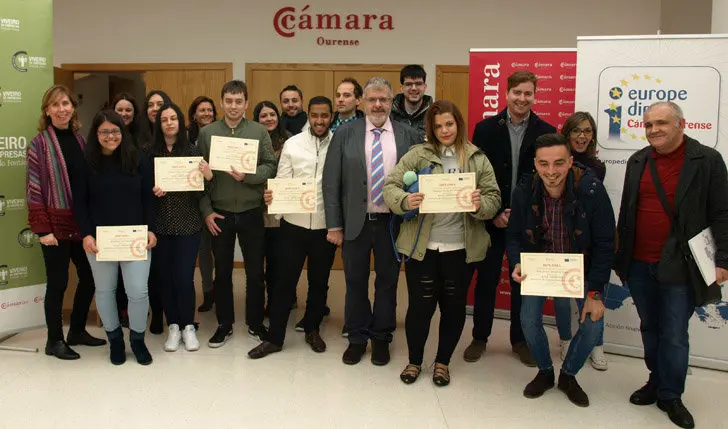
[73,110,157,366]
[137,90,171,150]
[150,103,210,352]
[187,96,217,144]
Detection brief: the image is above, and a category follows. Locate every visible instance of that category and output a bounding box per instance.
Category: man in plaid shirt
[506,134,616,408]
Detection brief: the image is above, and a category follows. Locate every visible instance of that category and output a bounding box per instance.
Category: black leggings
[404,249,474,366]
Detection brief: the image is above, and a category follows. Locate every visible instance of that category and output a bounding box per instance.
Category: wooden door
[145,69,230,120]
[247,68,335,117]
[53,67,74,92]
[332,70,402,95]
[436,65,470,131]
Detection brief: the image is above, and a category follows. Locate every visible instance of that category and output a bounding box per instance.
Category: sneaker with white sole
[559,339,571,361]
[208,325,233,348]
[182,324,200,351]
[248,325,269,342]
[590,346,608,371]
[164,324,181,352]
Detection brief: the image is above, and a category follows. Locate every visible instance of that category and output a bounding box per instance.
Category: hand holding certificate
[267,178,317,214]
[96,225,149,261]
[520,253,584,298]
[154,157,204,192]
[209,136,259,174]
[419,172,476,213]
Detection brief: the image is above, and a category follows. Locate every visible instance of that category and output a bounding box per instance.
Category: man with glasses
[390,64,432,142]
[323,77,420,366]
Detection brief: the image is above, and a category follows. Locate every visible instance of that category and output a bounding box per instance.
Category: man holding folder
[506,134,615,407]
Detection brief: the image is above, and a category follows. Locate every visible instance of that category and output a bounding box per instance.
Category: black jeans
[212,207,265,328]
[40,240,95,343]
[268,220,336,346]
[264,226,284,307]
[405,249,474,366]
[156,233,201,327]
[342,215,400,344]
[472,226,525,346]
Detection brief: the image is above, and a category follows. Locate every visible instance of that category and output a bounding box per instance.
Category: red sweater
[633,141,686,262]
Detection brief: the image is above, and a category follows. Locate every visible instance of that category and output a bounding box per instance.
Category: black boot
[129,330,153,365]
[67,330,107,347]
[105,327,126,365]
[45,340,80,360]
[197,291,214,312]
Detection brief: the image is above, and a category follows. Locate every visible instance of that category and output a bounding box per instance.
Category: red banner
[466,49,577,317]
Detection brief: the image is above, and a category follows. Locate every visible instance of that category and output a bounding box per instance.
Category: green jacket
[197,118,278,216]
[383,143,501,263]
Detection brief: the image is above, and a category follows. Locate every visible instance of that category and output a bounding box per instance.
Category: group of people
[26,64,728,429]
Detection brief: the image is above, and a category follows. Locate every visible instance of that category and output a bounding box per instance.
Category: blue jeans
[522,292,604,376]
[554,297,605,346]
[627,259,694,400]
[86,252,152,333]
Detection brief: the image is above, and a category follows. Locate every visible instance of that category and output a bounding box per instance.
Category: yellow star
[640,136,647,141]
[644,74,652,80]
[630,133,637,139]
[656,78,662,84]
[621,127,628,134]
[620,79,629,86]
[609,102,618,111]
[613,116,621,124]
[610,88,622,98]
[632,74,640,80]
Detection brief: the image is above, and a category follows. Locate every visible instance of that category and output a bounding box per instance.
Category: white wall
[54,0,662,96]
[714,0,728,32]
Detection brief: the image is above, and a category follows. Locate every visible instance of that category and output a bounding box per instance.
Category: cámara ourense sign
[273,5,394,47]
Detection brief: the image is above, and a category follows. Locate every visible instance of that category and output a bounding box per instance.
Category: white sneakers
[559,339,571,361]
[164,324,181,352]
[164,324,199,352]
[589,346,608,371]
[182,325,200,351]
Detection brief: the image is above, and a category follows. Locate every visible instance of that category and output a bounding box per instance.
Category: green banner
[0,0,53,291]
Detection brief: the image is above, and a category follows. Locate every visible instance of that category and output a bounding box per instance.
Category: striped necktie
[370,128,385,206]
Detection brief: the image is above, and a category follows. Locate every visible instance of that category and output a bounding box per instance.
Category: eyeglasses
[569,128,593,136]
[98,129,122,137]
[403,81,425,88]
[365,97,392,105]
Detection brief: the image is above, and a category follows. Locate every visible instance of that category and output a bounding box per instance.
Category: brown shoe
[512,342,537,367]
[305,331,326,353]
[463,339,487,363]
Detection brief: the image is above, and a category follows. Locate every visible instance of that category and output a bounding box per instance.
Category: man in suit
[466,70,556,366]
[323,77,420,366]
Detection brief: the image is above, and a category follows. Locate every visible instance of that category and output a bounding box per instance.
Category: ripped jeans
[404,248,475,366]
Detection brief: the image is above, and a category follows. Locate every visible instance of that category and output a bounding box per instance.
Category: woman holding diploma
[383,100,501,386]
[26,85,107,360]
[151,103,209,352]
[73,110,157,366]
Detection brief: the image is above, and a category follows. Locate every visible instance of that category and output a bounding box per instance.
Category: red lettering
[363,14,377,29]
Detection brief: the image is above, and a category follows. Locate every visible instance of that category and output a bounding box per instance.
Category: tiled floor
[1,270,726,428]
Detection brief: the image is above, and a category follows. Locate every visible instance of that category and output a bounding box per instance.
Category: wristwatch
[588,291,602,301]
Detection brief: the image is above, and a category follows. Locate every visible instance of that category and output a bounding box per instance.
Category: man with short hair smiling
[390,64,432,141]
[331,77,364,134]
[615,101,728,429]
[197,80,278,349]
[280,85,307,135]
[507,133,615,408]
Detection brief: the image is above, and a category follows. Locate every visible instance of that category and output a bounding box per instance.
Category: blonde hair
[37,85,81,132]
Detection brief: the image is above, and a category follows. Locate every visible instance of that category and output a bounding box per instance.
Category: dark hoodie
[573,151,606,182]
[505,164,616,293]
[390,93,432,142]
[281,110,308,135]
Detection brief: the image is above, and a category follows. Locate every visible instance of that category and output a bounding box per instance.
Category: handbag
[647,155,722,306]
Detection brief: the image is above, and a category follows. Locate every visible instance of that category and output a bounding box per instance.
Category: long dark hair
[187,96,217,143]
[85,110,139,175]
[253,100,289,153]
[111,92,140,144]
[138,90,171,149]
[153,103,191,156]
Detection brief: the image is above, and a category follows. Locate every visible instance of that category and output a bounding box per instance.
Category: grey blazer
[323,118,421,241]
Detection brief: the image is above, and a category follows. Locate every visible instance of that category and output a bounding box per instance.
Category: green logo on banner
[12,50,29,72]
[0,265,8,286]
[17,228,37,248]
[0,195,5,216]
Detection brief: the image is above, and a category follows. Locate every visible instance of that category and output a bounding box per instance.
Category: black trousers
[40,240,95,343]
[472,226,525,346]
[212,207,265,328]
[156,233,201,327]
[268,220,336,346]
[342,215,400,344]
[264,226,284,306]
[405,249,474,366]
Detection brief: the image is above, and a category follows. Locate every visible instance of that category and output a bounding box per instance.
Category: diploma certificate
[209,136,259,174]
[267,178,317,214]
[521,253,584,298]
[154,157,204,192]
[419,172,476,213]
[96,225,148,262]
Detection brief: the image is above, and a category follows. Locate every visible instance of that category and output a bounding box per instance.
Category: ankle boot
[129,330,153,365]
[105,327,126,365]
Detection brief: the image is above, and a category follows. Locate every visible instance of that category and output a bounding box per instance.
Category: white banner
[576,34,728,372]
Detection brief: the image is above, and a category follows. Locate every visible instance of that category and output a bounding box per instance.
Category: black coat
[614,136,728,287]
[472,109,556,215]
